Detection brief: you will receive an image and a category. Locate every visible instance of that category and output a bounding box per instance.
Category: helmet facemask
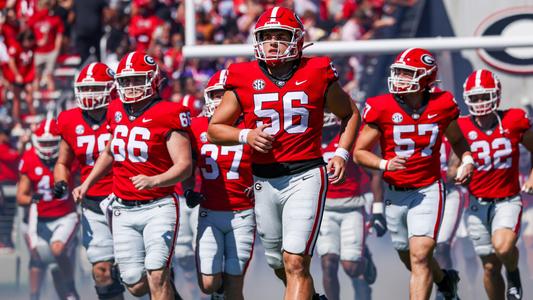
[32,134,60,161]
[388,64,435,94]
[203,88,224,118]
[253,27,303,66]
[116,70,158,104]
[464,89,499,116]
[74,81,114,110]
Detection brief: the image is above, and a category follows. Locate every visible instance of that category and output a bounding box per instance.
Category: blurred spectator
[1,8,20,47]
[0,124,21,252]
[128,0,164,53]
[73,0,109,64]
[27,0,64,91]
[15,0,38,21]
[1,30,37,125]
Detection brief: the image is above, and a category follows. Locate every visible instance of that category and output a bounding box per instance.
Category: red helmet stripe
[270,6,280,21]
[219,69,228,85]
[475,69,483,87]
[44,118,52,135]
[125,52,135,69]
[86,62,97,79]
[399,47,415,63]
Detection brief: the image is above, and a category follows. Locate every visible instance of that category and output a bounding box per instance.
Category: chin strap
[493,111,505,135]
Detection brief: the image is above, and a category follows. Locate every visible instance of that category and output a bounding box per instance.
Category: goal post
[182,35,533,59]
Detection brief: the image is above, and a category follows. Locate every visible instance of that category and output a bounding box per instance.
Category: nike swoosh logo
[427,114,438,119]
[295,80,307,86]
[142,118,152,123]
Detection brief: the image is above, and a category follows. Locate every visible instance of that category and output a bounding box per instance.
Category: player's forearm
[180,163,197,191]
[16,192,32,206]
[449,138,472,161]
[207,123,242,146]
[337,108,361,152]
[83,152,113,188]
[353,149,383,170]
[153,160,193,188]
[53,162,71,184]
[370,173,383,203]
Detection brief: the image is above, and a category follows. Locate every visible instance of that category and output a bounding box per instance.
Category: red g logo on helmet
[32,118,61,160]
[388,48,438,94]
[253,6,305,66]
[115,51,160,103]
[75,62,116,110]
[463,69,501,116]
[203,69,227,118]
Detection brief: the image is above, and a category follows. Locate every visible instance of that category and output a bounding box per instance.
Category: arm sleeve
[322,57,339,84]
[516,109,532,133]
[18,154,28,175]
[224,64,238,90]
[362,100,380,125]
[168,104,192,132]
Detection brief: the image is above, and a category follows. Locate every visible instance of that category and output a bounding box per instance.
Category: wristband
[461,154,475,166]
[379,159,389,170]
[238,129,251,144]
[334,148,350,161]
[373,202,384,214]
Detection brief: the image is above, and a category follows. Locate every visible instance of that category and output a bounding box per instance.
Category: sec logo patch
[75,124,85,135]
[115,111,122,123]
[392,113,403,123]
[252,79,265,91]
[468,130,478,140]
[200,132,208,143]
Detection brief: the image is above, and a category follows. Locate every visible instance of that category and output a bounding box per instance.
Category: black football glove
[53,181,68,199]
[369,202,387,237]
[184,189,206,208]
[31,193,44,203]
[370,212,387,237]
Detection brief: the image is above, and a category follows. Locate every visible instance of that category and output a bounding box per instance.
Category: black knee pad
[435,243,451,258]
[29,256,46,269]
[95,264,125,299]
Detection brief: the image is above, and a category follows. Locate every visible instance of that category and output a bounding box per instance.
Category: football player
[54,62,125,300]
[317,112,382,300]
[354,48,474,300]
[183,70,255,300]
[208,7,361,300]
[173,181,201,299]
[73,51,193,300]
[16,118,80,300]
[457,69,533,300]
[433,137,465,300]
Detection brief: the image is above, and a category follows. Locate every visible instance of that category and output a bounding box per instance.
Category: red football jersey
[363,91,460,187]
[180,94,204,117]
[106,99,191,201]
[19,148,75,218]
[27,9,64,53]
[128,15,163,53]
[322,134,369,198]
[2,43,35,84]
[224,57,338,164]
[57,108,113,198]
[458,109,531,198]
[190,116,253,211]
[0,143,20,182]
